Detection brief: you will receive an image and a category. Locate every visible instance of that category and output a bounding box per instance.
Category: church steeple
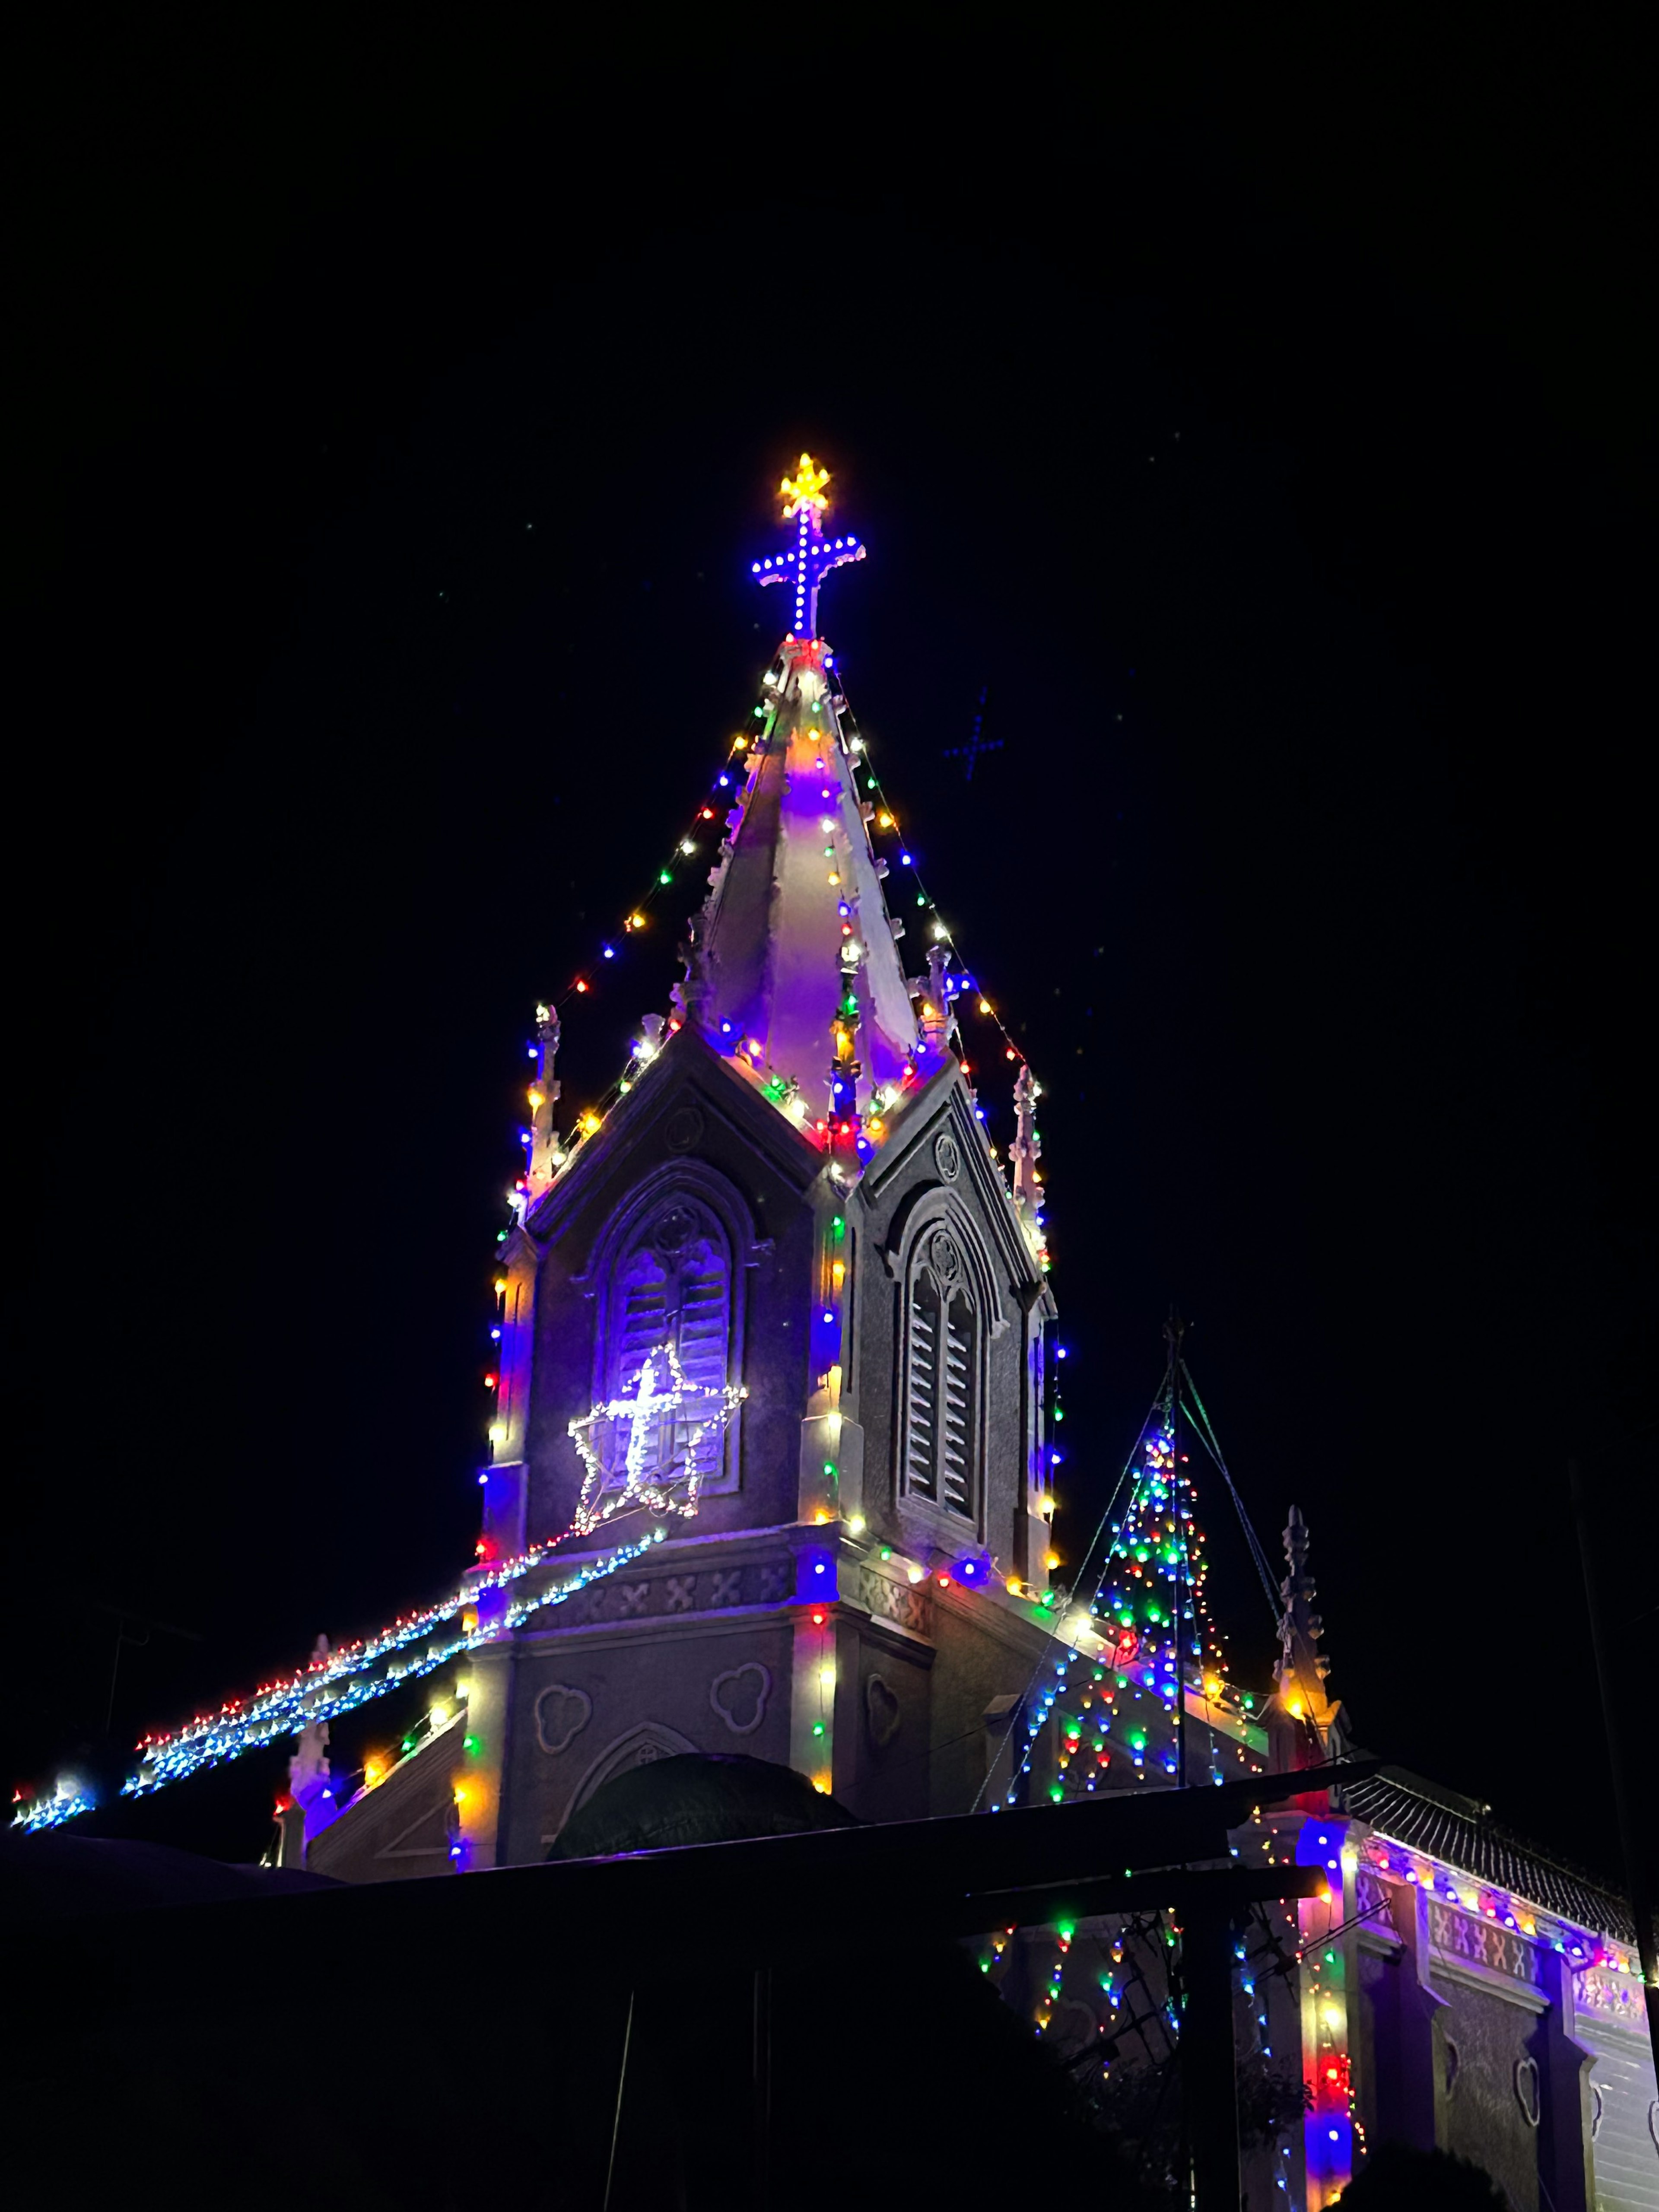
[687,458,918,1119]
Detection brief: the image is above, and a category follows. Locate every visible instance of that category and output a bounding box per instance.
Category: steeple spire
[689,460,917,1118]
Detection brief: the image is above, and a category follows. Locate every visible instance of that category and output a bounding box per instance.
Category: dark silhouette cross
[944,685,1003,781]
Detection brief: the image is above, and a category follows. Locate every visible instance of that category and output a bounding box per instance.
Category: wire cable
[970,1378,1167,1812]
[1178,1360,1282,1632]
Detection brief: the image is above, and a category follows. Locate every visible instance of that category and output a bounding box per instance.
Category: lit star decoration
[752,451,866,639]
[568,1342,747,1537]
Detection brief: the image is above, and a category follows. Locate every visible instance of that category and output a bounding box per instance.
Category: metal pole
[601,1990,634,2212]
[1181,1902,1241,2212]
[1569,1462,1659,2066]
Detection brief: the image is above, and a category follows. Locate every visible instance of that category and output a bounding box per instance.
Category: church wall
[1579,2013,1659,2212]
[518,1052,825,1549]
[502,1610,796,1861]
[836,1615,933,1824]
[1430,1973,1545,2212]
[923,1583,1056,1817]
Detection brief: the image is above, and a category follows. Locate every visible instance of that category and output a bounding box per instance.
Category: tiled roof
[1344,1768,1635,1945]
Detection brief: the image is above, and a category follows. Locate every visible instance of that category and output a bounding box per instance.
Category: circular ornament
[929,1228,962,1282]
[933,1131,961,1182]
[664,1104,705,1153]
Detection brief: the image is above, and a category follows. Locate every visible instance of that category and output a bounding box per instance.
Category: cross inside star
[751,453,866,639]
[567,1343,747,1537]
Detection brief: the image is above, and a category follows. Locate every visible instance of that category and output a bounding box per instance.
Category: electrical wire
[1179,1360,1282,1632]
[970,1378,1168,1812]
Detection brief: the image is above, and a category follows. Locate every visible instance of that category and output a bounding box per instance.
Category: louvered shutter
[617,1246,670,1392]
[613,1246,674,1478]
[905,1274,941,1499]
[941,1294,973,1513]
[606,1208,733,1490]
[671,1233,731,1481]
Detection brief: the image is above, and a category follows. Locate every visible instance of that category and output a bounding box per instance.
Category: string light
[10,1529,670,1831]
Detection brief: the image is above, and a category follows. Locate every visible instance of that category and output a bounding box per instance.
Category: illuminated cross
[567,1344,746,1537]
[750,451,867,640]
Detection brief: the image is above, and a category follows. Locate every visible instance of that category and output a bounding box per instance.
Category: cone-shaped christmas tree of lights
[1009,1406,1237,1807]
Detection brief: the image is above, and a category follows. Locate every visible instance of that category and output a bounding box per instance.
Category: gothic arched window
[901,1224,981,1520]
[600,1196,735,1495]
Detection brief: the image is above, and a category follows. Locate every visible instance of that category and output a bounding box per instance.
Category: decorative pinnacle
[780,452,831,518]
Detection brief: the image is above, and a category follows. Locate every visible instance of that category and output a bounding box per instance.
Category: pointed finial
[672,919,717,1032]
[526,1004,564,1198]
[1011,1062,1042,1211]
[918,937,955,1056]
[1274,1504,1346,1761]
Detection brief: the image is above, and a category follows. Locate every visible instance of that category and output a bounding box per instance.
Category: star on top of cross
[751,451,866,640]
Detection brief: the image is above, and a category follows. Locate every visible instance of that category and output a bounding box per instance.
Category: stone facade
[315,1021,1066,1884]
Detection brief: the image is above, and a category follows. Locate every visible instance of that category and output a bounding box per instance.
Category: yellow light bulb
[978,998,992,1015]
[1045,1551,1061,1571]
[1007,1575,1022,1595]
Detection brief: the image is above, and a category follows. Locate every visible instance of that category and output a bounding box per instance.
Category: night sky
[7,25,1650,1882]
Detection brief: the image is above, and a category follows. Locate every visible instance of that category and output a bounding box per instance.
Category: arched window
[901,1224,980,1519]
[600,1196,735,1495]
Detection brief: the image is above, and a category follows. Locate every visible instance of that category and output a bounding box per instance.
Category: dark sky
[6,22,1650,1881]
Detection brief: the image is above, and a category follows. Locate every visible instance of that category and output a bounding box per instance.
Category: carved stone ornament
[928,1227,962,1283]
[534,1682,593,1756]
[664,1105,705,1153]
[653,1204,698,1255]
[864,1673,901,1748]
[858,1563,929,1632]
[933,1131,961,1182]
[1513,2057,1541,2129]
[709,1660,771,1736]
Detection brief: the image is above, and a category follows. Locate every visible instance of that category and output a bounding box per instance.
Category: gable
[864,1065,1050,1314]
[522,1027,825,1255]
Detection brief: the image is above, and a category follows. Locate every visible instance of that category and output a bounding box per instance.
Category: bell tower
[309,458,1062,1881]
